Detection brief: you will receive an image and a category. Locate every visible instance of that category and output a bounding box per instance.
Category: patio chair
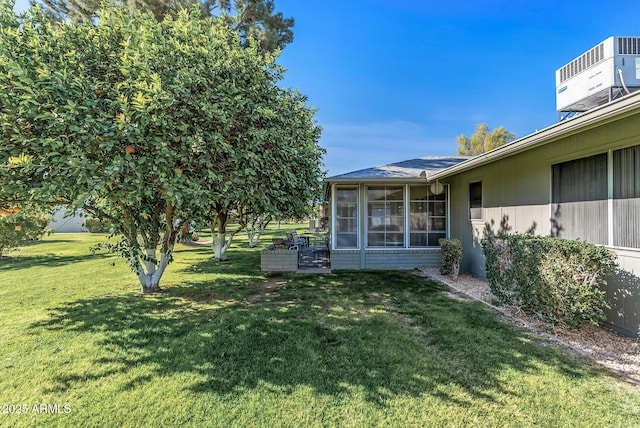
[287,231,307,250]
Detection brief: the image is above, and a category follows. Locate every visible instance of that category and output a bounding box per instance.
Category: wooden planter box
[261,246,298,272]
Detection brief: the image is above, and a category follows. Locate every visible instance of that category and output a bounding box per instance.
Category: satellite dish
[430,181,444,195]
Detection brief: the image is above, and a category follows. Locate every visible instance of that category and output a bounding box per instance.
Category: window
[614,145,640,199]
[469,181,483,220]
[367,186,404,247]
[613,145,640,248]
[409,185,446,247]
[551,153,607,245]
[550,147,640,250]
[335,187,358,248]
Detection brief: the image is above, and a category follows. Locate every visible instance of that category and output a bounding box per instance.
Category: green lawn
[0,231,638,427]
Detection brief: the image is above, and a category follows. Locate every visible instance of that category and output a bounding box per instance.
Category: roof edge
[324,155,470,182]
[325,178,430,184]
[429,91,640,181]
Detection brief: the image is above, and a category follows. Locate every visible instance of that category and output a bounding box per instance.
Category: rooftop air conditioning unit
[556,36,640,120]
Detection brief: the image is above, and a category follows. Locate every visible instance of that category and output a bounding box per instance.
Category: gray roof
[326,156,471,181]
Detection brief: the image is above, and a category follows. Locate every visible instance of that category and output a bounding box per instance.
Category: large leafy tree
[208,87,323,261]
[34,0,293,52]
[0,2,323,292]
[456,123,516,156]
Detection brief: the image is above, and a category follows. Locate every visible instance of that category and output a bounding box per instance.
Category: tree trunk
[212,229,236,261]
[212,231,231,261]
[211,213,229,261]
[133,245,173,293]
[210,209,245,261]
[246,215,271,248]
[178,222,191,241]
[246,228,258,248]
[139,276,162,293]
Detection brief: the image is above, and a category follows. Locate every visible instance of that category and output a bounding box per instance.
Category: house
[48,207,87,233]
[324,90,640,338]
[325,156,468,270]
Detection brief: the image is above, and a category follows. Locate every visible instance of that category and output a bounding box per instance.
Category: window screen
[613,145,640,248]
[367,186,404,247]
[551,154,607,244]
[335,187,358,248]
[409,185,446,247]
[469,181,482,220]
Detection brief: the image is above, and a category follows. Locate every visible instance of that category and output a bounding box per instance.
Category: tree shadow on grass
[0,236,116,271]
[0,252,112,271]
[30,271,599,407]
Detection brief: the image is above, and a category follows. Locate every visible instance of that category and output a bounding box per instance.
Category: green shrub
[83,217,112,233]
[439,238,463,279]
[482,234,617,329]
[0,208,50,257]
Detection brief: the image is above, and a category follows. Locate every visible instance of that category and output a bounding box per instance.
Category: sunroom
[324,156,468,270]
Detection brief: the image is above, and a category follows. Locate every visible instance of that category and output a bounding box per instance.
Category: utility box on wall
[556,36,640,118]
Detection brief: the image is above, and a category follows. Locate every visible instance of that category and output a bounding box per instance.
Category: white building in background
[48,207,87,233]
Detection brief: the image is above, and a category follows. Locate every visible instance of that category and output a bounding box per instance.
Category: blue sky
[12,0,640,175]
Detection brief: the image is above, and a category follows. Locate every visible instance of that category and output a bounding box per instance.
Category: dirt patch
[246,276,289,303]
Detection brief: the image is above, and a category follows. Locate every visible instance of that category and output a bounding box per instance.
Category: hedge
[482,234,617,329]
[439,238,463,279]
[83,217,113,233]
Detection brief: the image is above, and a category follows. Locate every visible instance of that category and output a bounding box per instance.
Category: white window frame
[469,181,483,221]
[408,184,448,248]
[365,185,405,248]
[333,185,359,249]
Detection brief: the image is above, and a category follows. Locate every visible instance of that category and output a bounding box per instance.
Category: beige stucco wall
[444,113,640,336]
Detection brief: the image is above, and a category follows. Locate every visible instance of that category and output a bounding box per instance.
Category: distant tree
[456,123,516,156]
[0,206,50,258]
[33,0,293,52]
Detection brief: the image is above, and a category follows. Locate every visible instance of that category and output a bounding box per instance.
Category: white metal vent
[617,37,640,55]
[558,43,605,83]
[555,36,640,116]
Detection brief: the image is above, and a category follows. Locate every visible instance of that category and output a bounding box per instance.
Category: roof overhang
[325,177,430,185]
[324,156,470,184]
